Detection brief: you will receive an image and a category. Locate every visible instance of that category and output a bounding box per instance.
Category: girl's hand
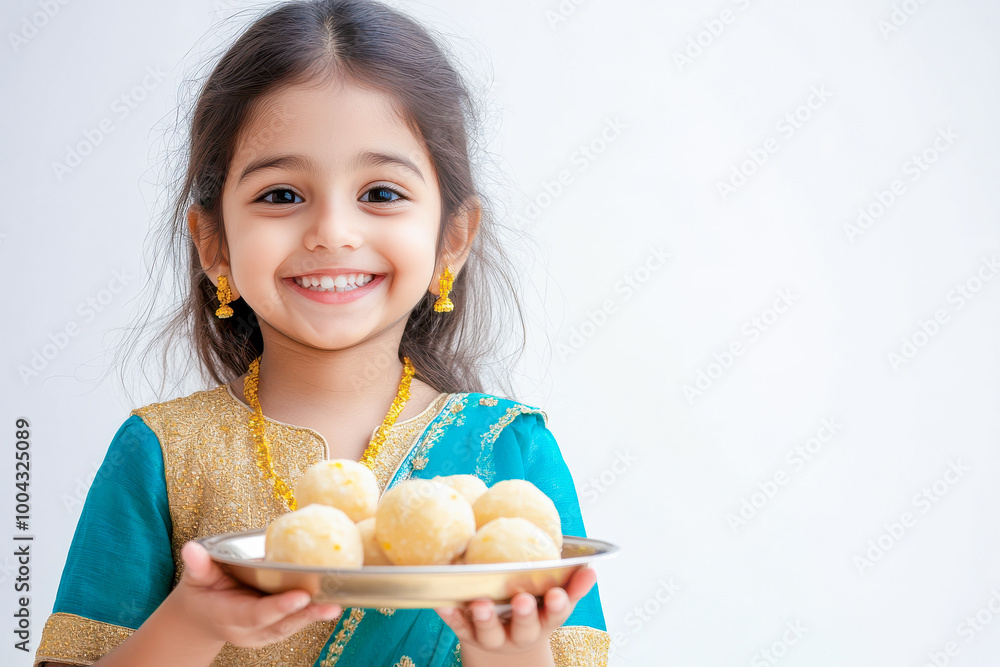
[434,566,597,663]
[173,540,343,648]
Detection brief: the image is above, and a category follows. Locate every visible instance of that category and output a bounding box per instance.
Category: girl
[35,1,608,665]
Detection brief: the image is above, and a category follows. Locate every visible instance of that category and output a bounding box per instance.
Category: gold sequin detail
[319,608,365,667]
[410,395,468,471]
[549,626,611,667]
[394,656,416,667]
[475,405,545,484]
[478,396,498,406]
[34,612,132,666]
[369,393,451,490]
[447,641,461,667]
[245,357,416,510]
[113,385,450,667]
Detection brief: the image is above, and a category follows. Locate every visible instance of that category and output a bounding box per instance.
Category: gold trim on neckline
[222,383,448,434]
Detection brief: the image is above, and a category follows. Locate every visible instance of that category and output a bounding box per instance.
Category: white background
[3,0,1000,665]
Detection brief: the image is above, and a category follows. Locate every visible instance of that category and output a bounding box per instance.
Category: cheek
[382,226,438,278]
[225,220,292,289]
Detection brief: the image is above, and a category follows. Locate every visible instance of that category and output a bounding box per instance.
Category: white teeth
[294,273,374,292]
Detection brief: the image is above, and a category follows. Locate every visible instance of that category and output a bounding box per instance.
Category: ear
[187,204,241,300]
[429,199,482,295]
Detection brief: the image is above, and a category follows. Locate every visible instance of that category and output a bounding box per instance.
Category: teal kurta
[35,388,609,666]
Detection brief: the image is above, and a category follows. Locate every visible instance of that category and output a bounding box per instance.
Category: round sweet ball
[356,517,391,566]
[264,504,363,568]
[464,517,561,564]
[294,459,380,522]
[432,474,488,506]
[472,479,563,550]
[375,479,476,565]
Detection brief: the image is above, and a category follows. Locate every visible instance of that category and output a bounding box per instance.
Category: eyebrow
[351,150,425,183]
[236,151,425,186]
[236,154,317,186]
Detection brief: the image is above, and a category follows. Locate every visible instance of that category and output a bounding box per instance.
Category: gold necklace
[244,355,416,511]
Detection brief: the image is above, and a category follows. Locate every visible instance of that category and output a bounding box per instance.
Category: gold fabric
[36,386,449,667]
[36,386,610,666]
[35,612,132,666]
[550,625,611,667]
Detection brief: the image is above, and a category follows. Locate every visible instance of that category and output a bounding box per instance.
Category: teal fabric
[52,415,175,629]
[50,393,607,665]
[312,392,606,666]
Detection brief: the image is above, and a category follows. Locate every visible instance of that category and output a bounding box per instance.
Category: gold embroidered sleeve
[34,612,134,666]
[549,625,610,667]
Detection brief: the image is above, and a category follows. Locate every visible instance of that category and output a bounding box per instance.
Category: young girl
[35,1,608,665]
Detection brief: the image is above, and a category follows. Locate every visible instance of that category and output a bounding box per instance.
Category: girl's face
[214,78,446,352]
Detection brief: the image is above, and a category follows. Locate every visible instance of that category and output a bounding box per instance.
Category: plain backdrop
[3,0,1000,665]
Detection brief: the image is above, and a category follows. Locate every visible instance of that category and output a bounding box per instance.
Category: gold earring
[215,274,234,318]
[433,266,455,313]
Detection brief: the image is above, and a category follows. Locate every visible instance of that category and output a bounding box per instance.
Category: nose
[303,196,364,251]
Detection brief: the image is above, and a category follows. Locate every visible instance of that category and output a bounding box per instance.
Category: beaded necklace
[244,355,416,511]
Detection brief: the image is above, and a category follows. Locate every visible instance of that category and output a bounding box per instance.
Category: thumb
[181,540,227,589]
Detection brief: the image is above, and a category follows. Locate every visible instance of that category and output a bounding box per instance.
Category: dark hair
[119,0,529,400]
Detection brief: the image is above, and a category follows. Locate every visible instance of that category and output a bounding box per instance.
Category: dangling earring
[215,274,234,319]
[433,266,455,313]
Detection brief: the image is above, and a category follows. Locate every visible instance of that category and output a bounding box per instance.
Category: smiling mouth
[292,273,376,292]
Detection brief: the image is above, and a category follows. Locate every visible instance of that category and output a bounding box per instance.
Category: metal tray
[197,528,619,608]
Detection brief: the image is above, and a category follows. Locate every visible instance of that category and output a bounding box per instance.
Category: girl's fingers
[564,566,598,604]
[466,599,506,649]
[435,607,474,642]
[508,592,542,645]
[234,589,313,630]
[259,603,344,646]
[180,541,228,589]
[539,586,570,627]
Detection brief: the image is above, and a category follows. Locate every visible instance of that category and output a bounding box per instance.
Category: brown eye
[361,185,405,204]
[258,188,302,204]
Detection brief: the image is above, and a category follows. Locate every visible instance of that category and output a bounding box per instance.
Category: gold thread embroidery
[447,640,462,667]
[377,607,396,616]
[320,608,366,667]
[478,396,498,406]
[35,612,133,666]
[410,395,468,470]
[394,656,416,667]
[128,386,451,666]
[475,405,543,485]
[549,626,610,667]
